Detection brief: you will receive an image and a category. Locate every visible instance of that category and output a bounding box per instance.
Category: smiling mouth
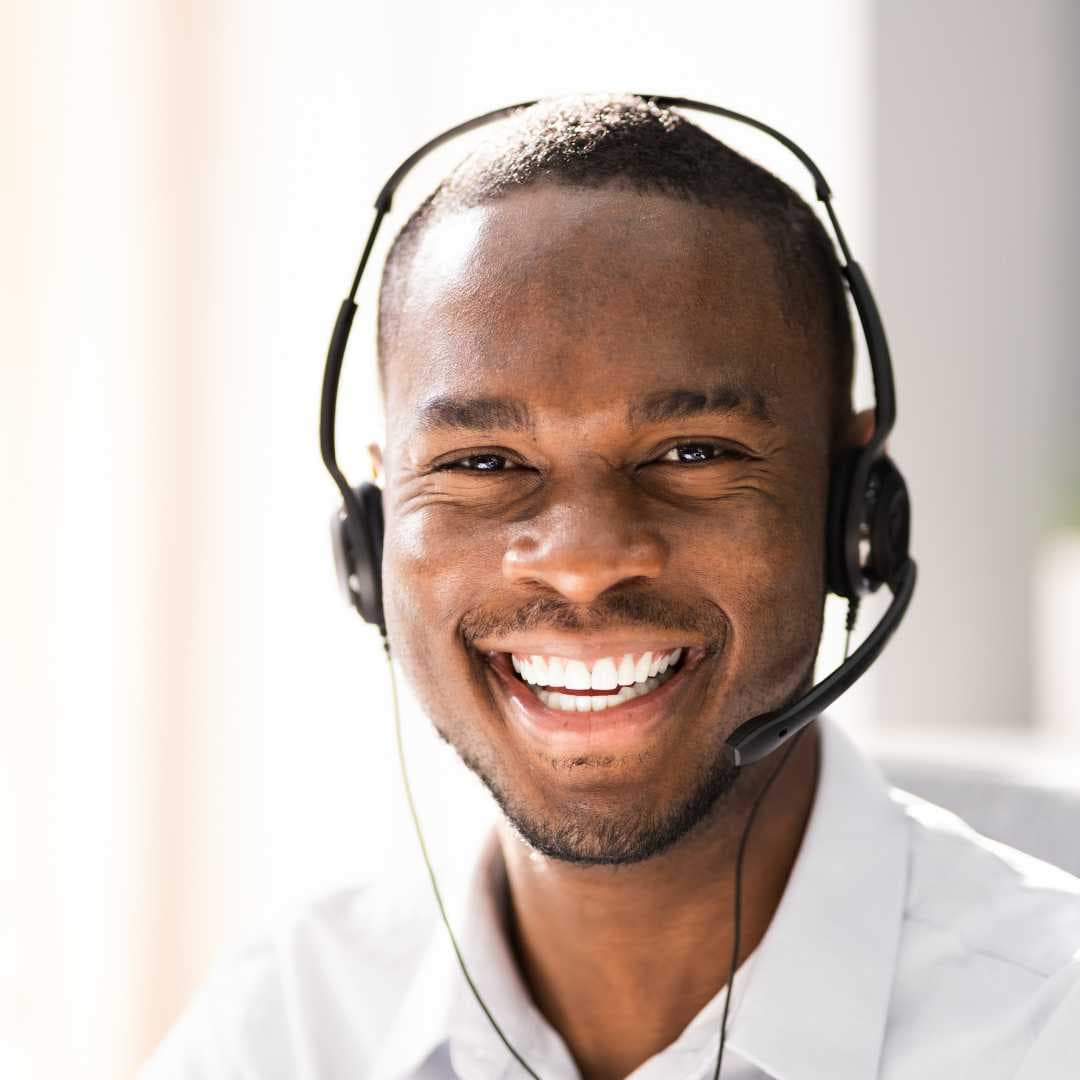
[493,647,692,713]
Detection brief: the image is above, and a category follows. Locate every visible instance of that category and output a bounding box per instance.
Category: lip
[481,646,709,756]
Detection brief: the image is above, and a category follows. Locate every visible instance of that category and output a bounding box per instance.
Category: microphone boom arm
[726,558,917,767]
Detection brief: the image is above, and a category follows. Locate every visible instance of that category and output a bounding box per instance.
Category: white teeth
[538,689,621,712]
[533,665,679,713]
[590,657,619,691]
[509,648,686,690]
[546,657,566,688]
[564,659,592,690]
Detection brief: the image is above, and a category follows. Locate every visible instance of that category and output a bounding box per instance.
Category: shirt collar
[371,824,575,1080]
[373,717,909,1080]
[369,824,530,1080]
[726,715,909,1080]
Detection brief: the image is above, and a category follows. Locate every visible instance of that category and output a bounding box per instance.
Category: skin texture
[373,183,864,1079]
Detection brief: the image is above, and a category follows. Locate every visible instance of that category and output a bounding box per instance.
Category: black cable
[385,635,544,1079]
[715,602,856,1074]
[843,597,861,664]
[713,724,808,1078]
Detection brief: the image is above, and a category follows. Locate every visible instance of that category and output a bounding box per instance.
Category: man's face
[378,185,834,864]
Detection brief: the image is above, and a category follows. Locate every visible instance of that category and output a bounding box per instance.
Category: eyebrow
[628,383,777,427]
[418,395,534,433]
[415,382,776,435]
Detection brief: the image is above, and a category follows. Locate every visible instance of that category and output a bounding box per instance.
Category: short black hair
[377,93,853,437]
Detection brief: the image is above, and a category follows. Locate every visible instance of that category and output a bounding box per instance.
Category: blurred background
[3,1,1079,1076]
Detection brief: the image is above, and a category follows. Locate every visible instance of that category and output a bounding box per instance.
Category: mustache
[460,589,729,648]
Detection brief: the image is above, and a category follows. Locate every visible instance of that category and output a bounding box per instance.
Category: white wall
[871,0,1077,736]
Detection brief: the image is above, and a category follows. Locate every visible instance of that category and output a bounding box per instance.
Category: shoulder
[139,875,439,1080]
[882,788,1080,1079]
[895,788,1080,976]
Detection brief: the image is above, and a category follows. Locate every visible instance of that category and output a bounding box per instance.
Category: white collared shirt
[141,717,1080,1079]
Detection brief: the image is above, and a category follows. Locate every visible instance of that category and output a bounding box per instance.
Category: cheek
[382,504,514,776]
[685,487,826,699]
[382,503,496,676]
[737,527,823,650]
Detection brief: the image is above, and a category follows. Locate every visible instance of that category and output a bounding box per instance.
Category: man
[144,95,1080,1079]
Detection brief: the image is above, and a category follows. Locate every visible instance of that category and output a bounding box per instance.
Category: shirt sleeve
[1015,960,1080,1080]
[137,939,295,1080]
[138,994,240,1080]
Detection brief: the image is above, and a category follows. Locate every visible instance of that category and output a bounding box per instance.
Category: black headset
[320,95,917,770]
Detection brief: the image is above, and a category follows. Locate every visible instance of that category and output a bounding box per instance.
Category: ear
[366,442,384,485]
[847,407,876,450]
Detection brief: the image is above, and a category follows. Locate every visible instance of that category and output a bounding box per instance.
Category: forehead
[383,185,828,432]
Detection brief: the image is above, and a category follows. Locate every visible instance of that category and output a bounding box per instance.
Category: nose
[502,474,669,604]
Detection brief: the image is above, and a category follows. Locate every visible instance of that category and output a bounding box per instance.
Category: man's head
[372,94,855,865]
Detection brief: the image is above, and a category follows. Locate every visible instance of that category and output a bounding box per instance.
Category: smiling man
[144,96,1080,1080]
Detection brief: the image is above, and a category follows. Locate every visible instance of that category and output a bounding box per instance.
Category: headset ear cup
[330,503,357,608]
[826,450,912,599]
[328,482,386,630]
[865,456,910,588]
[826,449,861,599]
[358,482,385,628]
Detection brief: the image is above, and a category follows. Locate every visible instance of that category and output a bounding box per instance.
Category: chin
[449,728,740,866]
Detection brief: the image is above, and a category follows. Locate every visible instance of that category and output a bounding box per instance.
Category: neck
[497,723,820,1080]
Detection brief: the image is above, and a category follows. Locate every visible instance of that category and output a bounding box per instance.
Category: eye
[435,452,516,472]
[654,441,751,465]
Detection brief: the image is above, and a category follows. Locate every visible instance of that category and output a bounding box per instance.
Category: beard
[443,727,740,866]
[414,586,819,866]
